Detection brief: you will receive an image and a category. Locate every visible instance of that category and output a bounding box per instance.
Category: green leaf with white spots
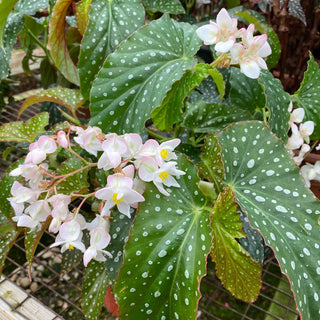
[90,14,202,134]
[198,134,224,194]
[141,0,185,14]
[258,70,290,141]
[105,209,135,287]
[0,0,49,79]
[239,210,265,264]
[78,0,145,100]
[217,121,320,320]
[116,154,211,320]
[151,63,210,131]
[75,0,91,36]
[0,0,18,47]
[0,216,19,274]
[19,87,84,118]
[293,53,320,140]
[229,67,265,115]
[56,153,89,194]
[211,188,262,302]
[0,112,49,143]
[288,0,306,25]
[181,100,252,133]
[82,260,108,320]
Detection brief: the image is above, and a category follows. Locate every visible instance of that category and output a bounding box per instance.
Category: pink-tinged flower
[122,133,142,159]
[57,131,69,148]
[50,219,85,253]
[137,156,158,182]
[293,144,310,166]
[301,161,320,188]
[14,200,51,230]
[73,126,103,156]
[95,173,145,218]
[196,8,238,52]
[230,24,271,79]
[10,163,48,190]
[86,215,110,232]
[286,123,304,150]
[48,194,71,233]
[25,136,57,164]
[299,121,314,144]
[83,228,112,267]
[290,108,305,124]
[152,162,186,196]
[8,181,39,215]
[98,133,127,171]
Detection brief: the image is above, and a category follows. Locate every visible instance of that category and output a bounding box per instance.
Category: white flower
[48,194,71,233]
[286,123,304,150]
[98,133,127,170]
[299,121,314,144]
[50,219,85,253]
[230,24,271,78]
[73,126,103,156]
[25,136,57,164]
[10,163,48,189]
[292,144,310,166]
[83,228,112,267]
[301,161,320,188]
[14,200,51,230]
[57,131,69,148]
[290,108,305,124]
[8,181,38,215]
[196,8,238,52]
[95,173,145,218]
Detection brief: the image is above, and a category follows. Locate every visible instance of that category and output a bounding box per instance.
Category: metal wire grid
[0,103,301,319]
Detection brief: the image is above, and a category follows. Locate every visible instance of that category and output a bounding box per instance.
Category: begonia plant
[0,1,320,320]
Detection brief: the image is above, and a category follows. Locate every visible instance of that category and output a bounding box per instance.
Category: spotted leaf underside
[0,112,49,143]
[82,260,108,320]
[141,0,185,14]
[115,154,211,320]
[90,14,202,134]
[151,63,210,132]
[293,53,320,140]
[218,121,320,320]
[258,70,290,142]
[211,188,262,302]
[78,0,145,99]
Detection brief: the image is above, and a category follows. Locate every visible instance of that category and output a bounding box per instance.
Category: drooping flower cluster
[196,8,272,79]
[286,101,314,166]
[7,126,184,266]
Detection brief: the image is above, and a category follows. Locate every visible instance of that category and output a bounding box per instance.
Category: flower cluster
[196,8,271,79]
[286,102,314,166]
[7,126,184,266]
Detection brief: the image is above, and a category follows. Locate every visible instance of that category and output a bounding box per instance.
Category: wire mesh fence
[0,103,301,320]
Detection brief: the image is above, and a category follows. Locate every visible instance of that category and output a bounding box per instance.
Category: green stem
[146,127,166,141]
[263,107,268,123]
[24,25,51,63]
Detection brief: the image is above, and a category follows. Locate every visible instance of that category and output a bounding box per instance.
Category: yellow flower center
[159,171,169,182]
[68,244,74,250]
[160,149,169,160]
[112,193,123,205]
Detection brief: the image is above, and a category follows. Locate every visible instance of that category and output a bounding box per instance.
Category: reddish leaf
[48,0,80,85]
[104,284,119,317]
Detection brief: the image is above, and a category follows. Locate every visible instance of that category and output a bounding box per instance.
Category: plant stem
[24,25,51,63]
